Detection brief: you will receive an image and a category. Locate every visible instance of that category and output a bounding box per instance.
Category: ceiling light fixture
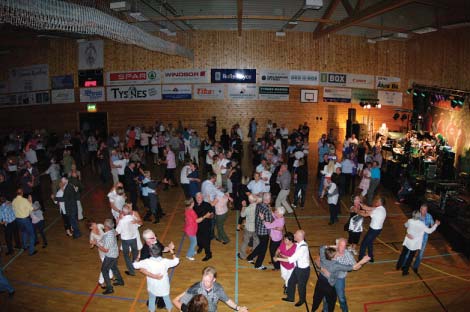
[412,26,438,34]
[129,12,149,22]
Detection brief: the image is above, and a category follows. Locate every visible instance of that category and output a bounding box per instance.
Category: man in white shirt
[357,197,387,262]
[218,152,230,188]
[180,162,191,199]
[108,185,126,221]
[247,172,268,195]
[116,206,142,276]
[201,174,224,203]
[276,229,310,307]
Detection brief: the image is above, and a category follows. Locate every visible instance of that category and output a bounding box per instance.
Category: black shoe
[237,253,244,260]
[295,301,305,307]
[413,267,418,274]
[113,281,125,286]
[197,248,203,254]
[42,244,48,248]
[202,255,212,261]
[402,270,409,276]
[369,258,374,263]
[282,298,294,302]
[222,241,229,245]
[153,219,160,224]
[8,290,15,298]
[102,289,114,295]
[29,250,38,256]
[5,251,13,256]
[125,271,135,276]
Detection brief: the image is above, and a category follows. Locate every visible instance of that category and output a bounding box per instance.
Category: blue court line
[371,252,461,264]
[285,212,410,220]
[238,265,275,270]
[169,232,186,281]
[11,279,146,303]
[234,211,239,304]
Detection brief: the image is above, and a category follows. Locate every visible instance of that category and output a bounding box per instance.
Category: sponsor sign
[13,91,50,106]
[9,64,49,92]
[320,72,348,87]
[51,75,74,89]
[346,74,375,89]
[0,94,9,105]
[51,89,75,104]
[378,90,403,107]
[193,84,225,100]
[211,69,256,83]
[289,70,320,86]
[107,85,162,101]
[0,81,8,94]
[351,89,378,104]
[80,87,105,102]
[258,86,289,101]
[78,40,104,70]
[107,70,160,85]
[162,85,192,100]
[162,69,209,84]
[227,84,257,100]
[323,87,352,103]
[376,76,401,90]
[259,70,290,85]
[300,89,319,103]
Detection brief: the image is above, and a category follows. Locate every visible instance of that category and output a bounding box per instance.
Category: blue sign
[211,69,256,83]
[51,75,74,89]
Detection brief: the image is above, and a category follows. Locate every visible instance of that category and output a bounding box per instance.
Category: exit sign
[87,103,97,112]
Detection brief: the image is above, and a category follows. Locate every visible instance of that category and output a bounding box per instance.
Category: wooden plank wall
[0,29,468,144]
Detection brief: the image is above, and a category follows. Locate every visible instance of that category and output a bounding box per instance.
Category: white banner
[106,70,161,85]
[259,70,290,85]
[320,72,348,87]
[78,40,104,70]
[258,86,289,101]
[51,89,75,104]
[162,69,209,84]
[346,74,375,89]
[107,85,162,101]
[323,87,352,103]
[375,76,401,90]
[289,70,320,86]
[378,90,403,107]
[193,84,225,100]
[227,84,257,100]
[162,85,192,100]
[9,64,49,93]
[80,87,105,102]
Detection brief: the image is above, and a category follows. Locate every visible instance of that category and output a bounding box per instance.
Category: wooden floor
[2,151,470,312]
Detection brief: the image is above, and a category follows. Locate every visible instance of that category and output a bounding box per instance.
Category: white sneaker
[352,249,358,256]
[186,256,195,261]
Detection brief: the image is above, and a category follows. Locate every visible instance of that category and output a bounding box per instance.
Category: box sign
[259,70,290,85]
[211,69,256,83]
[320,72,348,87]
[258,86,289,101]
[106,70,161,85]
[289,70,320,86]
[323,87,352,103]
[87,104,97,112]
[227,84,257,100]
[51,89,75,104]
[162,69,209,84]
[193,84,225,100]
[162,85,192,100]
[107,85,162,101]
[80,87,105,102]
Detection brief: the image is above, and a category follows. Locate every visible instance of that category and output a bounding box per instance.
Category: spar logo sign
[107,70,161,85]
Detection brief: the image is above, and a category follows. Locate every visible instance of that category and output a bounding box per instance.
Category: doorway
[78,112,108,138]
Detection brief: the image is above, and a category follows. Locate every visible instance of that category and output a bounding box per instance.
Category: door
[78,112,108,138]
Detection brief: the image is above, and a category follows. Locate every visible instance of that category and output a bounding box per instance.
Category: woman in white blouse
[396,210,440,275]
[88,221,113,288]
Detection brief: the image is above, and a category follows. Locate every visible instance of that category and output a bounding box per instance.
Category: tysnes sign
[106,70,160,85]
[163,69,209,84]
[107,85,162,101]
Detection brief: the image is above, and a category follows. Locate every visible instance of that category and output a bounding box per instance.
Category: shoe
[42,244,47,248]
[202,255,212,261]
[369,258,374,263]
[282,298,294,302]
[295,301,305,307]
[402,270,409,276]
[255,266,267,270]
[197,248,203,254]
[5,251,13,256]
[29,250,38,256]
[328,222,333,225]
[100,284,106,289]
[247,259,254,264]
[413,267,418,274]
[153,219,160,224]
[291,204,297,208]
[237,253,245,260]
[113,281,125,286]
[222,241,229,245]
[186,256,195,261]
[125,271,135,276]
[102,289,114,295]
[215,238,222,243]
[352,249,358,256]
[8,290,15,298]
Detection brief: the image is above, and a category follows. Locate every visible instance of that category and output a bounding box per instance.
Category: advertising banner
[51,75,74,89]
[0,81,8,94]
[80,87,105,102]
[162,85,192,100]
[346,74,375,89]
[351,89,378,104]
[106,70,161,85]
[193,84,225,100]
[162,69,209,84]
[323,87,352,103]
[51,89,75,104]
[107,85,162,101]
[378,90,403,107]
[258,86,289,101]
[78,40,104,70]
[9,64,49,92]
[259,70,290,85]
[320,72,348,87]
[375,76,401,90]
[289,70,320,86]
[211,69,256,83]
[227,84,257,100]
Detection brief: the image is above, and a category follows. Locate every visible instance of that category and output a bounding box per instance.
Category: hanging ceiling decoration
[0,0,193,59]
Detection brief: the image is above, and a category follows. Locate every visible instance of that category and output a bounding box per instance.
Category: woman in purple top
[261,206,286,271]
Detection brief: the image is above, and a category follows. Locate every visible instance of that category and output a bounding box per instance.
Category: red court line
[424,259,470,272]
[363,286,470,312]
[81,283,100,312]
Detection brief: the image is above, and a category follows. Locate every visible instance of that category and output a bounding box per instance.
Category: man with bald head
[277,229,311,307]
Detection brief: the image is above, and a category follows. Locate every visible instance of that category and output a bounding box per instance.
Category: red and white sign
[106,70,161,86]
[193,84,225,100]
[162,69,209,84]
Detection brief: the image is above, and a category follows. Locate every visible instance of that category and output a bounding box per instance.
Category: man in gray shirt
[275,163,293,213]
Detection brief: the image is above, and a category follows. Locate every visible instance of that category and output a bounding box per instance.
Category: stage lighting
[393,113,400,120]
[406,89,412,94]
[377,104,381,108]
[413,92,418,96]
[421,93,426,97]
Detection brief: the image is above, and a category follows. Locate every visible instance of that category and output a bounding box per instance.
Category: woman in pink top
[184,198,211,261]
[261,206,286,271]
[276,232,297,293]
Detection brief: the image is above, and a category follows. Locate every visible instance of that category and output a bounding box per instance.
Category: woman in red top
[127,127,136,149]
[184,198,211,261]
[276,232,297,294]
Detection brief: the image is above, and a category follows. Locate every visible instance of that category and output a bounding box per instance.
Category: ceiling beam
[312,0,414,40]
[237,0,243,36]
[354,0,366,13]
[314,0,341,33]
[341,0,354,16]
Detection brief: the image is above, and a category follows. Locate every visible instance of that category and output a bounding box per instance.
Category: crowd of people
[0,117,441,311]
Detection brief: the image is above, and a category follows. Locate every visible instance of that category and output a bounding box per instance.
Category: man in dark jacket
[61,176,81,238]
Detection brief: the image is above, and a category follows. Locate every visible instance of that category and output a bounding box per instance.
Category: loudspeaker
[441,151,455,179]
[348,108,356,122]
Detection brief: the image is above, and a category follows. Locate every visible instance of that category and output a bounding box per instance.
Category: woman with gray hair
[261,206,286,271]
[396,210,440,276]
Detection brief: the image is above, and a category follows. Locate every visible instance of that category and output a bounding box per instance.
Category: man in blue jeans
[116,205,142,276]
[12,188,37,256]
[322,238,356,312]
[0,267,15,297]
[358,197,387,263]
